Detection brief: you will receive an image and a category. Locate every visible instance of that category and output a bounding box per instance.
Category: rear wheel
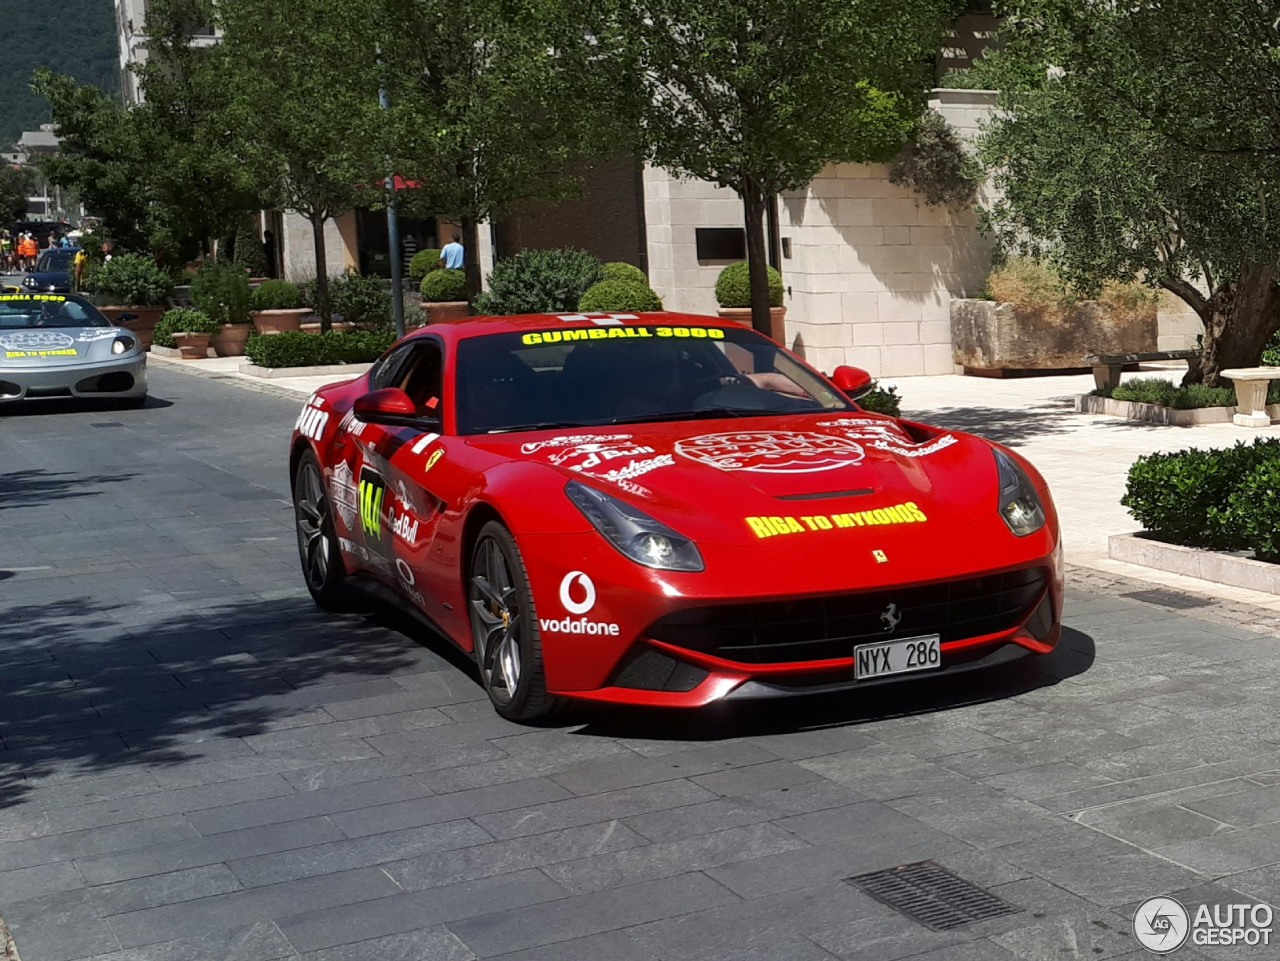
[293,451,356,611]
[468,521,556,721]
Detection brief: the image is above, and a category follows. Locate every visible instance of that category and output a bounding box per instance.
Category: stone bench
[1084,349,1202,391]
[1221,367,1280,427]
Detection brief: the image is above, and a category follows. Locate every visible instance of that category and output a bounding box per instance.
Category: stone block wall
[281,211,359,283]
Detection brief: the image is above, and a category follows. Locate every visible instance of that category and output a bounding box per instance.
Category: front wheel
[468,521,556,722]
[292,451,357,611]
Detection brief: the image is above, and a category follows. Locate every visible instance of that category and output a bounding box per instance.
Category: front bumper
[0,353,148,403]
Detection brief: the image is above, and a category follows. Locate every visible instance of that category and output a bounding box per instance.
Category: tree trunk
[310,213,332,334]
[1196,264,1280,386]
[461,215,482,301]
[741,182,772,338]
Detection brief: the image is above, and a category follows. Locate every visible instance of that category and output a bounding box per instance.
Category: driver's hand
[743,372,809,397]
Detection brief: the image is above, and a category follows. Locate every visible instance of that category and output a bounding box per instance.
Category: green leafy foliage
[888,109,979,207]
[249,279,303,311]
[474,248,604,315]
[715,262,783,309]
[420,269,468,303]
[245,329,396,368]
[858,383,901,417]
[1096,377,1280,410]
[155,308,216,346]
[1228,461,1280,561]
[409,249,443,281]
[602,262,648,285]
[1123,440,1280,550]
[0,167,36,222]
[84,254,174,306]
[191,261,251,325]
[0,0,118,144]
[329,272,391,327]
[578,280,663,312]
[232,217,269,277]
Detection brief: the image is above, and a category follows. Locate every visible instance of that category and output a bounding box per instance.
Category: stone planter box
[1110,532,1280,595]
[1075,393,1280,426]
[952,298,1157,373]
[251,308,311,334]
[149,345,184,359]
[238,361,374,380]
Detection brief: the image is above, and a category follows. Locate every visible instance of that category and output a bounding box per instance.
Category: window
[392,342,444,418]
[695,228,747,262]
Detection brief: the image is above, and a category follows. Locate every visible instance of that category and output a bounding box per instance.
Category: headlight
[566,481,704,572]
[994,449,1046,537]
[111,335,137,355]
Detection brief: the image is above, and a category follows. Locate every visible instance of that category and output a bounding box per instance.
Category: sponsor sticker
[540,571,620,635]
[0,330,77,359]
[548,440,656,473]
[339,409,368,438]
[745,502,928,539]
[329,462,359,530]
[358,468,387,540]
[521,433,632,455]
[677,431,866,474]
[295,395,329,441]
[521,325,725,346]
[77,328,119,343]
[0,293,66,302]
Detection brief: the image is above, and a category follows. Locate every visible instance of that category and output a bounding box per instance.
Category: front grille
[647,567,1047,664]
[0,380,19,397]
[611,648,709,692]
[76,372,135,394]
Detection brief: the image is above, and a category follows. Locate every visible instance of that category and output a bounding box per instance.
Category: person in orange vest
[19,233,37,270]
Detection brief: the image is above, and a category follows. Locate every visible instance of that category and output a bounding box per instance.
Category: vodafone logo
[559,571,596,615]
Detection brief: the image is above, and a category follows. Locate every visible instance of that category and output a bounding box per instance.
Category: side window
[396,342,444,418]
[370,344,415,390]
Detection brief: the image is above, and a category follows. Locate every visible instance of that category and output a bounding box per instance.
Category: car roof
[412,311,746,343]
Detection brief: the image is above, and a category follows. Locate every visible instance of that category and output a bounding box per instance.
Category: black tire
[292,450,357,612]
[467,521,557,722]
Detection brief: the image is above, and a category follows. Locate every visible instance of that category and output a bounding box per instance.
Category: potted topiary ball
[249,279,311,335]
[578,279,663,313]
[161,308,219,360]
[84,253,175,350]
[192,261,254,356]
[408,248,443,283]
[420,268,470,324]
[601,262,649,285]
[714,261,786,343]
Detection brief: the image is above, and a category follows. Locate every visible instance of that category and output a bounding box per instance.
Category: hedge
[421,268,468,303]
[330,272,391,327]
[1123,438,1280,553]
[715,261,784,308]
[601,262,648,285]
[409,248,443,281]
[577,279,663,312]
[245,329,396,369]
[473,248,604,315]
[1096,376,1280,409]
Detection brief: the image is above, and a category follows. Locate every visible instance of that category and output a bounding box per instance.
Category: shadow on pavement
[0,594,421,809]
[0,395,174,417]
[0,468,139,512]
[907,400,1079,447]
[572,628,1096,742]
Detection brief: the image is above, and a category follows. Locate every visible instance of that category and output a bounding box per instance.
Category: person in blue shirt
[440,233,464,270]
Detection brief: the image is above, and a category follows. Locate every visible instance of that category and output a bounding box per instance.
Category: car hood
[23,271,71,290]
[0,327,126,366]
[469,412,1001,544]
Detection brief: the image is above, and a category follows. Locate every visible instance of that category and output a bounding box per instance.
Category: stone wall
[280,211,358,283]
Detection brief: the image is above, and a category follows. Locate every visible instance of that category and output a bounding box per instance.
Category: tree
[978,0,1280,386]
[612,0,963,335]
[218,0,386,330]
[377,0,624,296]
[0,166,35,222]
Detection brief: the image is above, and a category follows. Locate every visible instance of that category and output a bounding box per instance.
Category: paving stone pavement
[1,367,1279,959]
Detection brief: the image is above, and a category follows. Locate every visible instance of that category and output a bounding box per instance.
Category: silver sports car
[0,293,148,406]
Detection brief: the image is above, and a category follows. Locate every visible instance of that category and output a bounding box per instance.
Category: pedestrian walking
[440,232,464,270]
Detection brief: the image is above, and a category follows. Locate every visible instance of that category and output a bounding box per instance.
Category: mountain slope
[0,1,119,146]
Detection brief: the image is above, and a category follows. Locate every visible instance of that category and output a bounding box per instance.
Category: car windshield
[35,249,76,272]
[455,322,854,434]
[0,295,109,329]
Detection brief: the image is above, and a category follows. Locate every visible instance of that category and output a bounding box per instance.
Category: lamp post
[378,50,406,339]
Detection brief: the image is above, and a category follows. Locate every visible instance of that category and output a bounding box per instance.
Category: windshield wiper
[486,420,597,434]
[609,408,760,425]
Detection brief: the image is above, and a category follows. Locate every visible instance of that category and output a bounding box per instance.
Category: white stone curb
[238,362,374,379]
[1074,393,1280,426]
[1109,532,1280,595]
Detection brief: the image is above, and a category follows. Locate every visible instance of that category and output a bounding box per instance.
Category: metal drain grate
[847,861,1021,931]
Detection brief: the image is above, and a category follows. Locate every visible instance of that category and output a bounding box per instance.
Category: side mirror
[353,387,429,427]
[831,365,874,400]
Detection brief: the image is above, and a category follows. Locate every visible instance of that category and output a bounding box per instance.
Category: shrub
[1098,280,1160,326]
[330,271,391,327]
[1098,377,1280,410]
[888,109,980,208]
[858,382,901,417]
[85,253,173,306]
[1229,460,1280,561]
[409,248,443,281]
[154,308,216,347]
[985,258,1157,322]
[473,248,604,315]
[192,261,251,325]
[714,261,784,308]
[1264,330,1280,367]
[1122,439,1280,550]
[232,217,268,277]
[245,329,397,369]
[602,262,648,285]
[420,268,468,303]
[578,279,663,313]
[250,279,303,311]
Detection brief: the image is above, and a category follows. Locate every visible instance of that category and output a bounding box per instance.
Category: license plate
[854,635,941,680]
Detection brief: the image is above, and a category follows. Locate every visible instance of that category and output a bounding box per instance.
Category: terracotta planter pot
[423,301,471,325]
[98,305,166,351]
[716,306,787,345]
[251,308,310,334]
[300,321,355,335]
[172,332,213,360]
[212,323,252,357]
